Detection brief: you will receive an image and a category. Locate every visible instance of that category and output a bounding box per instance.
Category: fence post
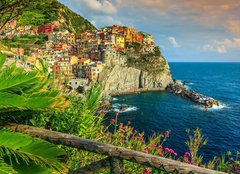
[109,157,125,174]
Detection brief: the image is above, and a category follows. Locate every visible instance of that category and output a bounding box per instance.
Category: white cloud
[168,37,180,48]
[82,0,118,14]
[203,38,240,54]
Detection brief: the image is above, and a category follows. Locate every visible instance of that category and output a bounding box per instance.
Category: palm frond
[0,54,7,69]
[0,53,68,114]
[0,130,65,172]
[0,157,17,174]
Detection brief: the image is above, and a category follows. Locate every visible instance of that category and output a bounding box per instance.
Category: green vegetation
[0,54,68,173]
[16,0,96,33]
[1,35,48,55]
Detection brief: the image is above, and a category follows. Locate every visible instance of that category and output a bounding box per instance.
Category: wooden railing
[4,123,226,174]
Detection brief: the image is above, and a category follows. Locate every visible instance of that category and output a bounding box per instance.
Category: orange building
[133,32,143,45]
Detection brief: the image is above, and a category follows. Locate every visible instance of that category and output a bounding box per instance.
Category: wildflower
[173,152,178,157]
[165,130,170,137]
[131,136,135,140]
[134,130,137,134]
[143,150,148,154]
[110,119,115,124]
[158,152,163,156]
[138,136,143,141]
[184,152,191,157]
[119,122,123,127]
[141,140,146,144]
[144,168,151,174]
[193,163,198,166]
[120,129,125,133]
[158,146,162,150]
[100,109,106,114]
[147,146,152,151]
[165,148,170,152]
[122,140,126,143]
[127,121,131,125]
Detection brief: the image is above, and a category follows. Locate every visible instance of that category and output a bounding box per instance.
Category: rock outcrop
[167,80,222,109]
[99,56,173,95]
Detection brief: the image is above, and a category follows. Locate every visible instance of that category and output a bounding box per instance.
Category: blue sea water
[107,63,240,161]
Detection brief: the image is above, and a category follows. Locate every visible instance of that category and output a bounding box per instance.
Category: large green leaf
[0,54,68,114]
[0,130,65,173]
[0,54,6,69]
[0,158,17,174]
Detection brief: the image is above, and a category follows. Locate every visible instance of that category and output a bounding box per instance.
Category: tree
[0,54,68,173]
[0,0,30,31]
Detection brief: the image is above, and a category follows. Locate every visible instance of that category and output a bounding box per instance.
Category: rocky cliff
[99,55,173,95]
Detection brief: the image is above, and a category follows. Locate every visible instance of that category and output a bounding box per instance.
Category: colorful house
[38,24,55,34]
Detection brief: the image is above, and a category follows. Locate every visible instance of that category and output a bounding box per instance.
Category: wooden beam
[4,123,226,174]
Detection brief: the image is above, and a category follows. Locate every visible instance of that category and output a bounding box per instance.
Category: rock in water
[167,80,222,109]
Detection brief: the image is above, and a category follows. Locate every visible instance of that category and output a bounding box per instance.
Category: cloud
[203,38,240,54]
[168,37,180,48]
[82,0,117,14]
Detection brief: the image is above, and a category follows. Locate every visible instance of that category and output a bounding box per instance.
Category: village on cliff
[1,21,156,90]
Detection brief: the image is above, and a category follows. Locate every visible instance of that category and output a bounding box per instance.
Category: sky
[59,0,240,62]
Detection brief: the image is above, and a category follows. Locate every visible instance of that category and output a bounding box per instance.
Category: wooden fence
[4,123,226,174]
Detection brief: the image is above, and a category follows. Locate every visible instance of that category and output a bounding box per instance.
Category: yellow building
[116,36,125,48]
[67,33,75,44]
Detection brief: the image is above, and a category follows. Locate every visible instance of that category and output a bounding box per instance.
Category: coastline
[106,88,165,96]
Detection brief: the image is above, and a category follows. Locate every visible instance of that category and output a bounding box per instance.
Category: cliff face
[100,56,173,95]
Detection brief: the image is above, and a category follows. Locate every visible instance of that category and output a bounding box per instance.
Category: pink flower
[110,119,115,124]
[184,152,191,157]
[127,121,131,125]
[144,168,151,174]
[131,136,135,139]
[173,152,178,157]
[141,140,146,144]
[193,163,198,166]
[158,146,162,150]
[119,122,123,127]
[122,140,126,143]
[134,130,137,134]
[138,136,143,141]
[158,152,163,156]
[100,109,106,114]
[120,129,125,133]
[147,146,152,151]
[143,150,148,154]
[165,130,170,137]
[165,148,170,152]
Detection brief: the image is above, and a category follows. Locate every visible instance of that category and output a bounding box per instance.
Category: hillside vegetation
[17,0,96,33]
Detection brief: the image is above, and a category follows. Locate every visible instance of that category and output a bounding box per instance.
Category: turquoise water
[108,63,240,161]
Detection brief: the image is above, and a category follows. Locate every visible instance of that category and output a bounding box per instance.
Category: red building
[38,24,55,34]
[53,62,60,76]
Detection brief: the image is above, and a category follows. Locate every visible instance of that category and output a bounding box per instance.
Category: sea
[107,63,240,161]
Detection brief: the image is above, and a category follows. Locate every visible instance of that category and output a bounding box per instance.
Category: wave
[113,106,138,113]
[111,103,138,113]
[193,103,228,111]
[112,97,118,101]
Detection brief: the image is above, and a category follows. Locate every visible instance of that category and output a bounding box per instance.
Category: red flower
[110,119,115,124]
[184,152,191,157]
[165,130,170,137]
[143,150,148,154]
[147,146,152,151]
[138,136,143,141]
[100,109,106,114]
[144,168,151,174]
[120,129,125,133]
